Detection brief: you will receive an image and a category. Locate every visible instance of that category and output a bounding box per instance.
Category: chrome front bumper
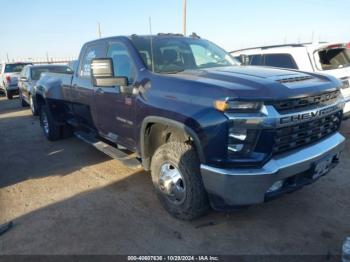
[201,132,345,208]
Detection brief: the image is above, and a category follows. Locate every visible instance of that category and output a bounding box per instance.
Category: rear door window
[317,48,350,70]
[249,55,263,65]
[264,54,298,69]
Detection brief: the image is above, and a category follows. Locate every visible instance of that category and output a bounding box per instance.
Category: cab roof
[85,33,201,45]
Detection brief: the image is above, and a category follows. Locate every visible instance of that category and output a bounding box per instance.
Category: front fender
[140,116,206,169]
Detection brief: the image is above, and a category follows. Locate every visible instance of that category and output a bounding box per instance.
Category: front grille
[272,90,340,112]
[273,111,342,154]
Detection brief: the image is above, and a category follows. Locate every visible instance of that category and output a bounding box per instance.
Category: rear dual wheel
[40,105,73,141]
[40,105,61,141]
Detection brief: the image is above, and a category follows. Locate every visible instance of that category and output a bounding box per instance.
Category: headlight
[215,100,263,112]
[228,126,259,157]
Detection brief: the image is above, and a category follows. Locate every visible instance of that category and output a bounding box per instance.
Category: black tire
[40,105,61,141]
[61,124,73,139]
[151,142,209,220]
[19,91,28,107]
[6,90,13,100]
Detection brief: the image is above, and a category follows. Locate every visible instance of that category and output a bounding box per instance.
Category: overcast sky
[1,0,349,61]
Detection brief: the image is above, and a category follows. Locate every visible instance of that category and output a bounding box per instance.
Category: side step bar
[74,131,142,169]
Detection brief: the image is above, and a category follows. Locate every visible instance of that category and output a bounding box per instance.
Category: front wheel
[150,142,209,220]
[40,105,61,141]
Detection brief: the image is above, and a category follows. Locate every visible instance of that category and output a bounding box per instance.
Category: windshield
[317,47,350,70]
[31,66,73,80]
[130,36,239,73]
[5,63,32,73]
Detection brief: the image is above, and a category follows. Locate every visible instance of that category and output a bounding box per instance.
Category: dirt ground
[0,96,349,256]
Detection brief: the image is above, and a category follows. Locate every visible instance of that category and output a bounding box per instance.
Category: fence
[1,57,76,64]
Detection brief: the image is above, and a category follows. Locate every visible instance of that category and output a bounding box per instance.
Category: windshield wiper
[162,70,186,74]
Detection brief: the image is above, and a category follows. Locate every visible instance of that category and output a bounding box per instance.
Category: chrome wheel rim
[42,112,49,135]
[159,162,186,205]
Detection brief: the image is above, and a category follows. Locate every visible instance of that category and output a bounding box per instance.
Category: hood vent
[276,76,314,84]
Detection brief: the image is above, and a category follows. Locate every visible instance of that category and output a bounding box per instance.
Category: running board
[74,131,142,169]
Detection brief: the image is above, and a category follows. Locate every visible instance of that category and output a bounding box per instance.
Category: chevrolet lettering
[280,105,341,125]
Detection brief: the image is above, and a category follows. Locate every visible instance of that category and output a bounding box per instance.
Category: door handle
[96,88,104,94]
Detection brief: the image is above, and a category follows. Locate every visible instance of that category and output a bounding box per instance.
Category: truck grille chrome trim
[271,90,340,112]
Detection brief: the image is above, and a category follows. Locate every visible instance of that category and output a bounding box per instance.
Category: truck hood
[170,66,339,101]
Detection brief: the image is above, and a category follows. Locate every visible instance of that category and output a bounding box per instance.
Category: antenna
[149,17,155,73]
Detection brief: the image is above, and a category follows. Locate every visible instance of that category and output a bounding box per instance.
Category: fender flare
[140,116,205,170]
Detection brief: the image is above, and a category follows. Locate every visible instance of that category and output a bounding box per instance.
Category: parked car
[231,42,350,119]
[35,34,345,220]
[0,62,32,99]
[18,64,73,115]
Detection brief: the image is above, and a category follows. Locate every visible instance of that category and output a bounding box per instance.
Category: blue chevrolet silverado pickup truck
[35,34,346,220]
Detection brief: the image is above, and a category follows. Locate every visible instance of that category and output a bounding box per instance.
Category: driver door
[93,41,137,150]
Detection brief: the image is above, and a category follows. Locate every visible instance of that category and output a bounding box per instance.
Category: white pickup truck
[0,62,32,99]
[231,42,350,119]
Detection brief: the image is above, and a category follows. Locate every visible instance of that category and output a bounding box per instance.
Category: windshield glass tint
[131,37,238,73]
[31,66,72,80]
[5,63,31,73]
[318,48,350,70]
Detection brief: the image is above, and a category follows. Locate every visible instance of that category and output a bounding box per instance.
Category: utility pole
[6,53,9,63]
[98,22,102,38]
[183,0,187,36]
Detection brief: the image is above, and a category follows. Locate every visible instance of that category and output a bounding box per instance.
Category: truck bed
[36,72,73,101]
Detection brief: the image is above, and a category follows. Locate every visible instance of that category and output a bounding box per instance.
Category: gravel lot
[0,96,349,256]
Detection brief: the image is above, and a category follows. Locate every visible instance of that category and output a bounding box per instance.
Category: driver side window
[107,42,136,84]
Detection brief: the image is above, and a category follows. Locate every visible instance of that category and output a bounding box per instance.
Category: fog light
[267,180,284,193]
[229,128,248,141]
[228,144,244,153]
